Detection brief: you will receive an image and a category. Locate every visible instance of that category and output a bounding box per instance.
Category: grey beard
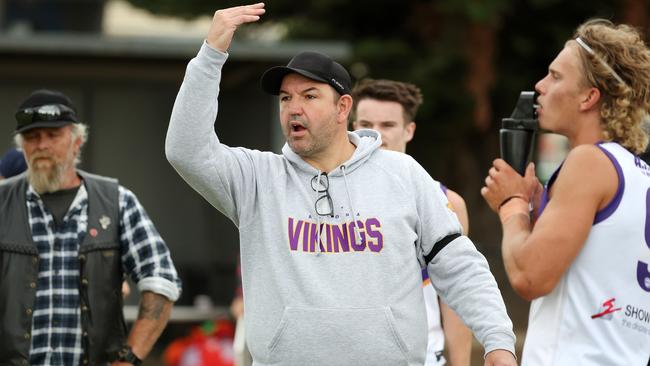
[28,161,66,194]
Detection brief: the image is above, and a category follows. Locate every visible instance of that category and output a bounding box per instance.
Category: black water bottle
[500,91,539,175]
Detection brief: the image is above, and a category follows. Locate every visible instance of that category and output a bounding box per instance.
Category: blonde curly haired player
[482,19,650,365]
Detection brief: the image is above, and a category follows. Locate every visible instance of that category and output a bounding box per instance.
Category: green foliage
[123,0,626,172]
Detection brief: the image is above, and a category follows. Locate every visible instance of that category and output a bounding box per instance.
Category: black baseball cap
[14,89,79,133]
[260,51,352,96]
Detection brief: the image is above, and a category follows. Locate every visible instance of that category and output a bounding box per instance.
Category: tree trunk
[465,22,497,132]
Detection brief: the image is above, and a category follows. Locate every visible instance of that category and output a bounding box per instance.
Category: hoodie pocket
[267,306,409,366]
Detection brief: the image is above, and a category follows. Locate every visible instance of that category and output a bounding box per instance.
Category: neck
[567,114,605,149]
[60,167,82,190]
[303,135,356,172]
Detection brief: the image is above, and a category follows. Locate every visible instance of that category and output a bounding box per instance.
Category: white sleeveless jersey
[422,268,446,366]
[523,142,650,366]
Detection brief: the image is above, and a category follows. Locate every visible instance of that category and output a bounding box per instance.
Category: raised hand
[206,3,266,52]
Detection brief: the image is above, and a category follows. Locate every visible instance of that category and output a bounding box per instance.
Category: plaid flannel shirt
[27,183,181,365]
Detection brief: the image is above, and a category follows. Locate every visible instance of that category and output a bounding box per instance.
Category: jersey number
[638,187,650,292]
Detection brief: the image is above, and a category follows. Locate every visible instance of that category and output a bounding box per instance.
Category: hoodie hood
[281,129,382,176]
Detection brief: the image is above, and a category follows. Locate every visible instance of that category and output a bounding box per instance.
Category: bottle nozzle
[501,91,539,130]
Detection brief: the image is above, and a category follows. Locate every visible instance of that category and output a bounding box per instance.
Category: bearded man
[0,89,182,366]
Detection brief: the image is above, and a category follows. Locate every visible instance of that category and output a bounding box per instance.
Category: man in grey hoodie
[166,3,517,366]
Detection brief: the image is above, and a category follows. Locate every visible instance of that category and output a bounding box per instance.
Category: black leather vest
[0,171,127,365]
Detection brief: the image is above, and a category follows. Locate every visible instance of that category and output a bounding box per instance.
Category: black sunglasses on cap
[15,104,78,133]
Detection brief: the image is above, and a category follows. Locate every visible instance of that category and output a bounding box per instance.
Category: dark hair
[351,79,423,123]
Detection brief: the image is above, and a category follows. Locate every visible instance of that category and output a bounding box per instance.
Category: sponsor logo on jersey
[591,297,622,320]
[592,297,650,335]
[622,304,650,336]
[625,304,650,323]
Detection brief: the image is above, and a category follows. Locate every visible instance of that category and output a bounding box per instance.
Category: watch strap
[118,346,143,366]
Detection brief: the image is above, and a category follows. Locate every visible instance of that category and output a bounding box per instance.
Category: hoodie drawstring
[341,165,362,244]
[315,171,323,255]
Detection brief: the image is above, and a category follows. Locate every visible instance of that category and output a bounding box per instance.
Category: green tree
[122,0,637,174]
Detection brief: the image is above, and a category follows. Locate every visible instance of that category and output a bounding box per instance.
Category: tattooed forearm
[137,292,168,320]
[127,291,173,360]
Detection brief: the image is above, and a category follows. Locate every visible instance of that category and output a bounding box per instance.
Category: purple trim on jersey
[537,163,562,217]
[439,184,447,195]
[537,143,625,224]
[593,143,625,224]
[537,141,625,225]
[645,189,650,247]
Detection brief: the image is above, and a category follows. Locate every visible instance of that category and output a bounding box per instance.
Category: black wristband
[118,346,143,366]
[498,194,527,211]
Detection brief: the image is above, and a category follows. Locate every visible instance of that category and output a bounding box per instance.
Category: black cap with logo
[14,89,79,133]
[260,51,352,96]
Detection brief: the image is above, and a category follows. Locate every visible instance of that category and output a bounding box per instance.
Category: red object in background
[164,319,235,366]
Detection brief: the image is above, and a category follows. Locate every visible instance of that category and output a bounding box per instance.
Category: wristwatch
[118,346,143,366]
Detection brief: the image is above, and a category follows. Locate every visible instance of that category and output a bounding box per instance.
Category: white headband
[575,37,628,87]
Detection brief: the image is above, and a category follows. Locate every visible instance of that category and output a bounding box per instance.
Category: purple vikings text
[288,217,384,253]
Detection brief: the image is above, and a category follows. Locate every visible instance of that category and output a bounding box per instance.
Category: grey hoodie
[166,42,515,366]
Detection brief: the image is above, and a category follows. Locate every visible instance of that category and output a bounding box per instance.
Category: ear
[337,94,353,124]
[579,87,601,111]
[73,134,83,156]
[405,121,416,143]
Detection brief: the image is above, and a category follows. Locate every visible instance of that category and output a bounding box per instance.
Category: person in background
[0,121,133,300]
[482,19,650,365]
[0,147,27,179]
[351,78,472,366]
[166,3,516,365]
[0,89,182,365]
